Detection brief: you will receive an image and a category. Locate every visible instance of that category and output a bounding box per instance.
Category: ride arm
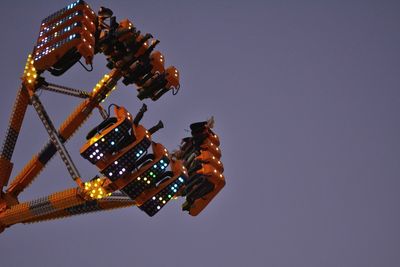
[6,69,123,197]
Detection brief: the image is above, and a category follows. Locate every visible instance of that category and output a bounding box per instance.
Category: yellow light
[92,190,96,193]
[97,178,101,182]
[90,193,94,197]
[28,79,32,83]
[147,180,151,184]
[94,183,98,187]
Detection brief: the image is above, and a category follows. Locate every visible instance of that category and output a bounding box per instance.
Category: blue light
[161,166,165,170]
[139,150,143,154]
[174,184,178,188]
[178,177,184,182]
[153,165,157,168]
[111,141,115,145]
[136,153,140,157]
[160,160,164,164]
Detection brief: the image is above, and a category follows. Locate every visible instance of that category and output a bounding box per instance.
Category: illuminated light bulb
[143,177,147,181]
[111,141,115,145]
[90,193,94,197]
[92,190,96,193]
[137,177,141,180]
[94,183,98,187]
[162,200,166,204]
[153,165,157,168]
[97,178,101,182]
[119,171,123,175]
[114,161,118,165]
[159,197,162,200]
[218,161,221,164]
[214,169,217,173]
[100,153,104,157]
[168,194,172,198]
[89,155,93,158]
[146,135,150,138]
[152,196,156,200]
[136,153,140,157]
[157,206,161,210]
[178,177,184,183]
[94,143,98,147]
[147,180,151,184]
[220,174,223,178]
[216,148,219,151]
[115,128,119,132]
[109,172,113,176]
[97,156,100,159]
[101,138,105,142]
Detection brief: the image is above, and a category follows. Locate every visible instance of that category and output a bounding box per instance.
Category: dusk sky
[0,1,400,266]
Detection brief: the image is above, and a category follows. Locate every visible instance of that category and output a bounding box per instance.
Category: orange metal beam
[6,69,122,197]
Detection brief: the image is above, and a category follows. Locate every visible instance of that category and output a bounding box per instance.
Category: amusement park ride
[0,1,226,234]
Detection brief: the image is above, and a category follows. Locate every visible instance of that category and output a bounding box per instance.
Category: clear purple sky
[0,1,400,266]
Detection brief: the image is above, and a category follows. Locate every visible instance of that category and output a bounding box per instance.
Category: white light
[152,196,156,200]
[96,149,99,153]
[119,171,123,175]
[157,206,161,210]
[114,161,118,165]
[97,156,100,159]
[122,168,126,172]
[89,155,93,158]
[100,153,103,157]
[109,172,113,176]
